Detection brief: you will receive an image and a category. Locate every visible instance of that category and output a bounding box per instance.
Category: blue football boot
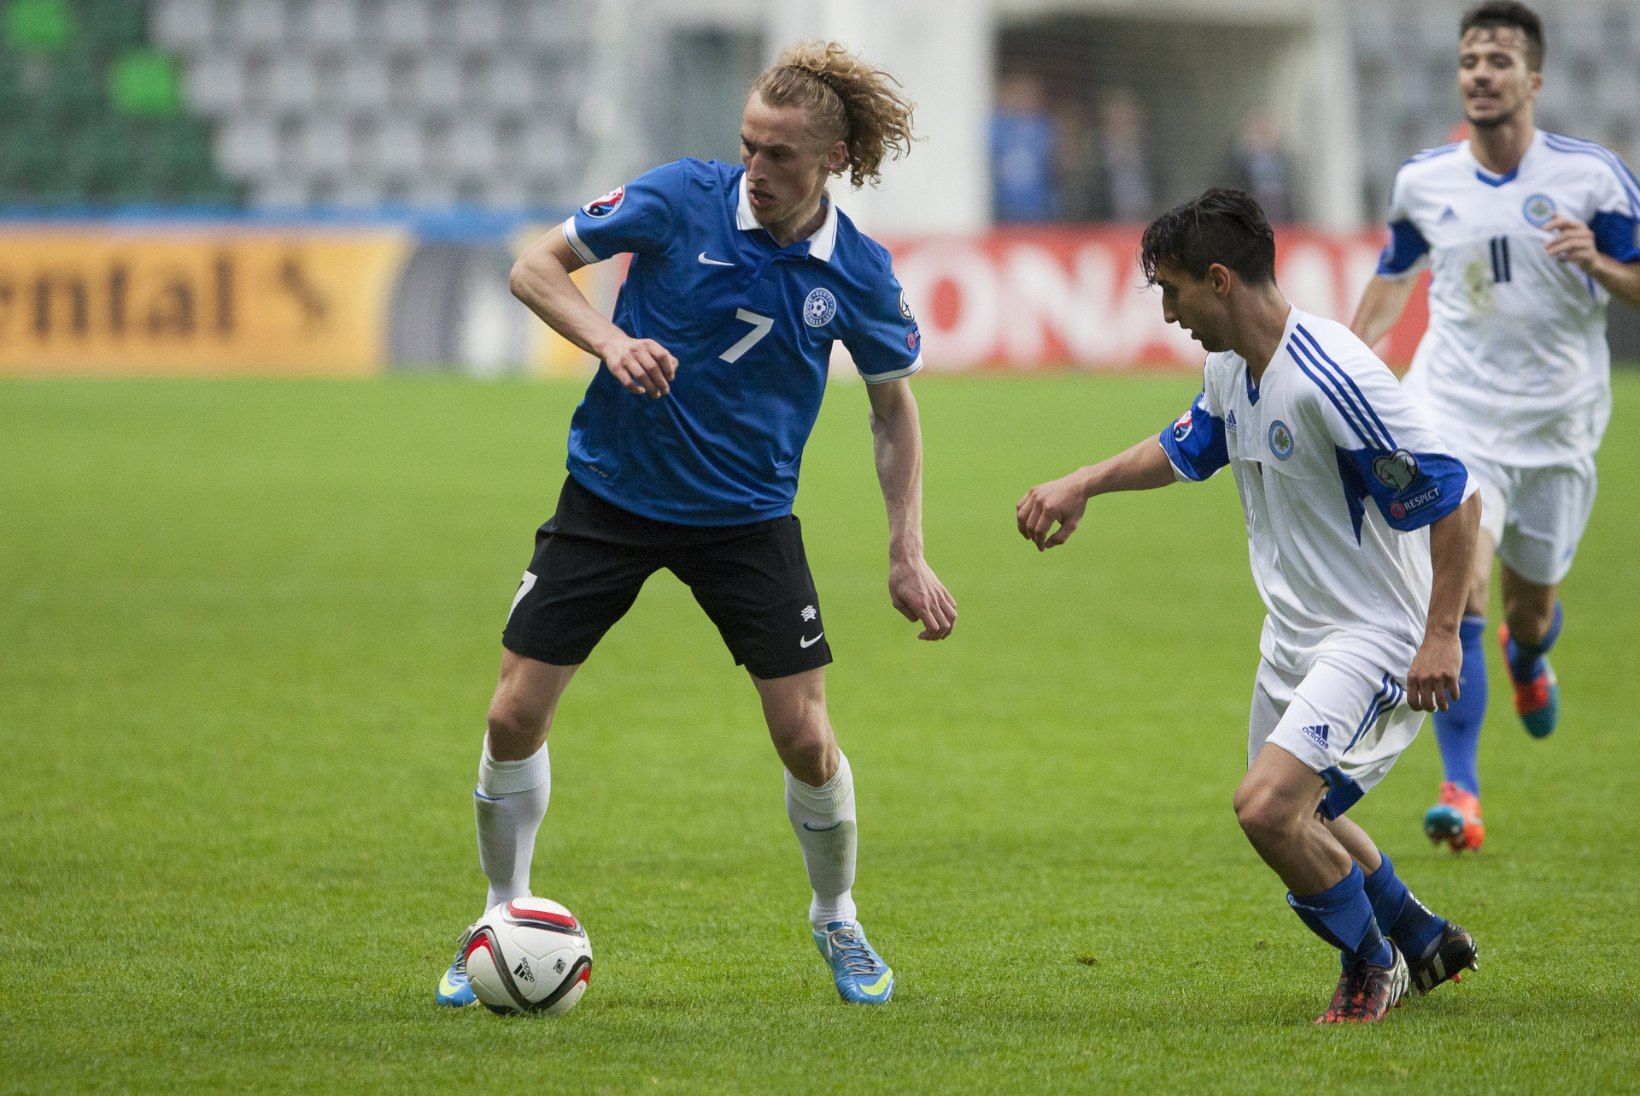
[435,926,479,1007]
[813,921,894,1004]
[1500,625,1559,739]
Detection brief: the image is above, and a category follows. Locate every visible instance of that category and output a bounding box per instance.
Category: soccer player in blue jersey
[435,41,956,1008]
[1352,1,1640,852]
[1019,189,1483,1023]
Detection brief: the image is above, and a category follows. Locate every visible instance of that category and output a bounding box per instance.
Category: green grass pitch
[3,371,1639,1093]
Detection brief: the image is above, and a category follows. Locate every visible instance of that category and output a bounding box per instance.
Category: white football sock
[474,744,551,912]
[785,751,858,930]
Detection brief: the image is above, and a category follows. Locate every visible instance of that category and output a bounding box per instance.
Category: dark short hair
[1139,188,1276,287]
[1460,1,1545,71]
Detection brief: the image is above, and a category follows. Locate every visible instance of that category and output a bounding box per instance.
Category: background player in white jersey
[435,41,958,1008]
[1018,189,1483,1023]
[1351,1,1640,853]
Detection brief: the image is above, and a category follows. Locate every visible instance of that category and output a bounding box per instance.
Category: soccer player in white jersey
[1352,1,1640,853]
[1019,189,1483,1023]
[434,41,958,1009]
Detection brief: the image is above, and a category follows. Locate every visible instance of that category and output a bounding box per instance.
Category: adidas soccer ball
[463,897,593,1016]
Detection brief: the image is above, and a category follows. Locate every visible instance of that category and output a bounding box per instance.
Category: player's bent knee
[1233,785,1298,849]
[486,694,550,755]
[772,726,837,786]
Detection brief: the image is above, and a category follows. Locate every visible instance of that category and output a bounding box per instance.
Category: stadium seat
[472,50,532,114]
[142,117,221,195]
[150,0,216,54]
[521,0,589,45]
[448,117,501,176]
[413,53,461,109]
[184,53,246,117]
[78,0,150,54]
[297,0,362,49]
[338,50,390,112]
[215,115,279,176]
[377,0,433,51]
[298,116,350,176]
[4,0,73,52]
[521,120,576,193]
[110,49,184,116]
[255,174,312,208]
[40,47,102,121]
[224,0,287,52]
[372,115,426,175]
[265,51,320,113]
[450,0,505,51]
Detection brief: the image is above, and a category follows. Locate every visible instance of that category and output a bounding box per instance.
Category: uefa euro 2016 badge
[803,287,838,327]
[1522,193,1556,228]
[582,185,626,218]
[1268,420,1295,460]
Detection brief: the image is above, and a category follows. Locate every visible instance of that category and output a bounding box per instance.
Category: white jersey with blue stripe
[1377,130,1640,465]
[562,158,923,525]
[1161,309,1477,675]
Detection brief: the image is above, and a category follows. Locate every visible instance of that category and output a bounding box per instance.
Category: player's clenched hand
[1543,213,1598,272]
[1016,472,1089,551]
[888,557,957,640]
[600,334,677,398]
[1406,632,1462,712]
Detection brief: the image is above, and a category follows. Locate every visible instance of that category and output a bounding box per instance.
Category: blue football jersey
[560,158,924,525]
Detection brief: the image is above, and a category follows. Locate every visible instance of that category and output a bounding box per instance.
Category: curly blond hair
[749,40,916,189]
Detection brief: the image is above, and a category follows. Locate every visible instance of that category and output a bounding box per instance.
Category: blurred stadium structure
[2,0,1637,372]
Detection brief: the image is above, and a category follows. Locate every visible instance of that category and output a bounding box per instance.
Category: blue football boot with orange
[1499,624,1559,739]
[1424,781,1485,853]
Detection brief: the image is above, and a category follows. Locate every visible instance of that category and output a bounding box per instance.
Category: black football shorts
[501,476,833,678]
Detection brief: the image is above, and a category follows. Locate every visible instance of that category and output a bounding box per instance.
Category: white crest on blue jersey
[803,287,838,327]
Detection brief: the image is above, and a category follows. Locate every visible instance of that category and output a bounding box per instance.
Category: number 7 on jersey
[720,309,774,363]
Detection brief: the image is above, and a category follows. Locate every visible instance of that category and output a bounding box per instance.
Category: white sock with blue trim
[474,744,551,912]
[785,752,858,930]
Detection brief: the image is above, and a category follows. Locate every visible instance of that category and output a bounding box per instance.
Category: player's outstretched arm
[866,378,957,640]
[510,228,678,399]
[1407,491,1481,712]
[1349,275,1419,349]
[1543,214,1640,311]
[1016,436,1176,552]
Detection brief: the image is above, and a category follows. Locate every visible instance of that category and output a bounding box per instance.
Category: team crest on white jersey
[1372,448,1421,490]
[1268,420,1294,460]
[1522,193,1556,227]
[803,287,838,327]
[582,185,626,218]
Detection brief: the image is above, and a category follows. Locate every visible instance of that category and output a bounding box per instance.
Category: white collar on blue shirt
[736,173,839,262]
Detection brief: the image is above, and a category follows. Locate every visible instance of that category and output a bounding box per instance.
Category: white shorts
[1462,452,1597,586]
[1248,649,1425,819]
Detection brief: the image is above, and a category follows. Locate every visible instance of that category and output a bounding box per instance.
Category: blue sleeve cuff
[1591,211,1640,263]
[1376,220,1430,276]
[1158,393,1228,481]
